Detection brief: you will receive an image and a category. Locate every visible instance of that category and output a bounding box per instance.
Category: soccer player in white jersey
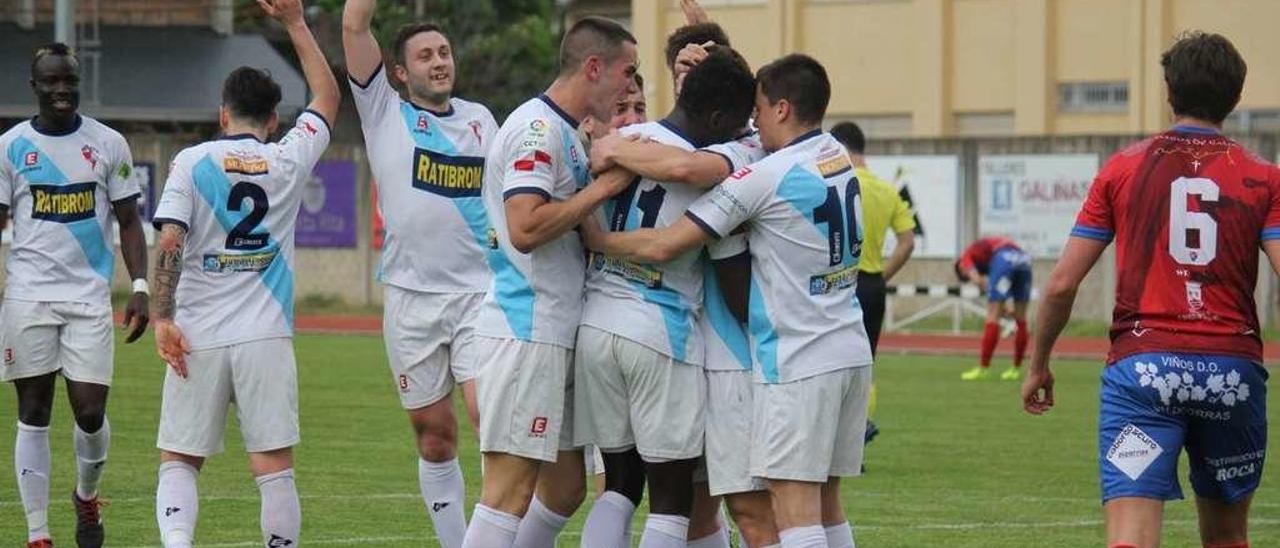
[459,17,638,548]
[0,42,150,548]
[583,54,870,548]
[575,48,756,548]
[342,3,498,544]
[148,1,337,546]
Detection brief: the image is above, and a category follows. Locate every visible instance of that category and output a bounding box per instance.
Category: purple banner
[297,160,357,248]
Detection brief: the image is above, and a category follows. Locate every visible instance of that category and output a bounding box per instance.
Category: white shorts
[585,445,606,476]
[751,367,871,482]
[157,338,299,457]
[384,286,484,409]
[706,369,765,496]
[574,325,705,463]
[476,337,576,462]
[1,299,113,385]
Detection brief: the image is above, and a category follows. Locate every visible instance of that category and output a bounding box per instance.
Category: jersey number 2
[1168,176,1218,266]
[226,182,271,250]
[812,180,862,266]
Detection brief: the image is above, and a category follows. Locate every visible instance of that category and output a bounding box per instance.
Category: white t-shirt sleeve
[685,166,773,239]
[348,63,398,127]
[499,116,560,201]
[152,151,195,231]
[0,139,13,208]
[276,110,333,179]
[105,132,141,202]
[700,141,756,176]
[707,232,747,259]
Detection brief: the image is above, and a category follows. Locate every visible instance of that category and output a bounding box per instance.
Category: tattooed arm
[153,222,192,378]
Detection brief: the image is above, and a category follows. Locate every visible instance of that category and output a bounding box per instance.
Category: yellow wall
[631,0,1280,138]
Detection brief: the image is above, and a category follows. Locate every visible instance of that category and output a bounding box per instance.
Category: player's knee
[646,459,699,516]
[602,449,646,506]
[410,410,458,461]
[539,472,586,515]
[17,401,53,427]
[71,404,106,432]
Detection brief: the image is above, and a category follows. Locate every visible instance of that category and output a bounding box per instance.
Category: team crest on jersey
[202,250,277,273]
[81,145,100,169]
[23,152,38,167]
[412,148,484,198]
[469,120,483,146]
[415,114,430,133]
[223,154,269,175]
[30,182,96,223]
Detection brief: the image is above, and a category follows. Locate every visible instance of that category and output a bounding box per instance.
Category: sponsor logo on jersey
[412,148,485,198]
[23,152,38,167]
[486,228,499,249]
[302,120,318,135]
[223,155,269,176]
[808,264,859,296]
[589,252,663,289]
[202,250,277,273]
[729,167,752,180]
[529,416,548,437]
[817,149,852,178]
[513,150,552,172]
[30,182,97,223]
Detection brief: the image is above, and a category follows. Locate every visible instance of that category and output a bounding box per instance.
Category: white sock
[687,525,731,548]
[513,496,570,548]
[256,468,301,548]
[16,422,51,542]
[824,522,855,548]
[582,491,636,548]
[74,417,110,500]
[779,525,828,548]
[461,504,520,548]
[640,514,690,548]
[420,458,468,548]
[156,461,199,548]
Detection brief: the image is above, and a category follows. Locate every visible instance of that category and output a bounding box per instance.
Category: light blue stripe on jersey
[703,259,751,370]
[560,126,590,189]
[616,187,693,362]
[191,155,295,327]
[777,164,857,268]
[7,136,113,280]
[749,276,780,383]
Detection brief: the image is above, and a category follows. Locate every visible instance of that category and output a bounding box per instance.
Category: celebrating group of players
[0,0,1274,546]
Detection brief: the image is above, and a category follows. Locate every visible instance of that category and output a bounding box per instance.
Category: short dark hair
[222,67,282,125]
[677,47,754,131]
[31,42,77,75]
[1161,31,1246,124]
[558,16,636,76]
[664,23,731,70]
[393,22,446,66]
[756,54,830,126]
[830,122,866,154]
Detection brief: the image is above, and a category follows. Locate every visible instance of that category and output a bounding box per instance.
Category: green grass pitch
[1,332,1276,547]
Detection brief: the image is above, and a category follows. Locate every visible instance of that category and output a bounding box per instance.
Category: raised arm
[261,0,339,126]
[1022,236,1108,415]
[591,135,732,189]
[342,0,382,85]
[113,199,150,343]
[505,168,634,254]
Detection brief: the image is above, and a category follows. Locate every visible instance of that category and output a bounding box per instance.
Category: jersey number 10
[1169,176,1218,266]
[813,180,863,267]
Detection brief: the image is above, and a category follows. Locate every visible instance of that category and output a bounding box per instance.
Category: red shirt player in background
[955,236,1032,381]
[1024,31,1275,548]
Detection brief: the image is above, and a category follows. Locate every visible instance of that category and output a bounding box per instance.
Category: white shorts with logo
[157,337,299,457]
[751,366,872,482]
[384,286,484,409]
[706,369,765,496]
[574,325,705,463]
[476,336,576,462]
[1,299,114,385]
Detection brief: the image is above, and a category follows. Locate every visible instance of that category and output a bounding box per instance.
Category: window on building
[1225,110,1280,133]
[1058,82,1129,113]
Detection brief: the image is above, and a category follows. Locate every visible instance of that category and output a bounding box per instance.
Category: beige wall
[631,0,1280,138]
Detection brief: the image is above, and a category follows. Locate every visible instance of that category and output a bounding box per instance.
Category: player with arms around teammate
[955,236,1031,381]
[1024,31,1270,548]
[584,54,869,548]
[148,1,337,546]
[459,17,637,548]
[342,2,498,544]
[575,48,756,548]
[1,42,150,548]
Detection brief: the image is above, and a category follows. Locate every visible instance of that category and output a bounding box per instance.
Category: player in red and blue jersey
[955,236,1031,381]
[1024,31,1273,548]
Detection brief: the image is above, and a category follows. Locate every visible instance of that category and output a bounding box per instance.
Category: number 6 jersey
[1072,125,1280,364]
[685,130,873,384]
[153,110,331,350]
